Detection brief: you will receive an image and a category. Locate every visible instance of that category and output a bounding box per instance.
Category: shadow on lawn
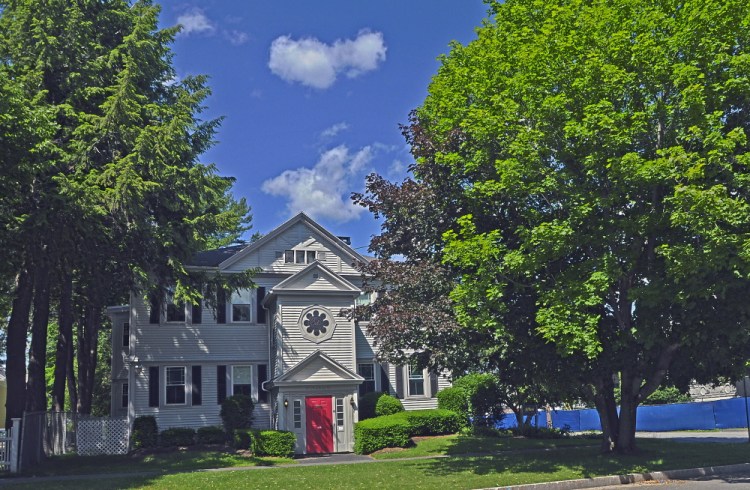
[419,438,750,482]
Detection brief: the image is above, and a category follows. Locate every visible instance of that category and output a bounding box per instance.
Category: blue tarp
[545,397,750,432]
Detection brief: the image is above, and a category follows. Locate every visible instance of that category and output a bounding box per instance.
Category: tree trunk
[77,302,100,414]
[52,269,73,411]
[592,375,619,453]
[615,370,641,454]
[26,257,51,412]
[5,266,34,428]
[67,327,78,414]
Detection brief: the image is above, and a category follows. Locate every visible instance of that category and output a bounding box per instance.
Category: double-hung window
[358,363,376,395]
[165,289,185,323]
[121,382,129,408]
[165,367,186,404]
[231,290,252,322]
[232,365,252,396]
[408,364,425,397]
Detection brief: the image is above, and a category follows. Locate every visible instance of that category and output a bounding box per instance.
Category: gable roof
[218,212,369,270]
[271,260,361,295]
[269,349,363,387]
[191,244,245,267]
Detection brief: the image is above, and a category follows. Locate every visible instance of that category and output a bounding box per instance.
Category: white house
[107,212,449,454]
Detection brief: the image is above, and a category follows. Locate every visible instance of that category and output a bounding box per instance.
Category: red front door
[306,396,333,454]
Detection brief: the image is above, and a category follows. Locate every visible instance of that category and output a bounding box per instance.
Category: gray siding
[226,221,360,275]
[277,296,356,374]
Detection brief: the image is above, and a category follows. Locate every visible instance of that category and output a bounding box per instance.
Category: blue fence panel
[579,408,602,431]
[713,397,749,429]
[551,410,581,432]
[635,401,714,431]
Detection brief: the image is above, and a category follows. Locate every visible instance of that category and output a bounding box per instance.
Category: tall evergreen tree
[1,0,253,424]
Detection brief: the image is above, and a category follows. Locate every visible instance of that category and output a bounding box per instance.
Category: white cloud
[261,145,374,223]
[321,122,349,139]
[177,8,216,36]
[225,30,249,46]
[387,159,407,177]
[268,30,386,89]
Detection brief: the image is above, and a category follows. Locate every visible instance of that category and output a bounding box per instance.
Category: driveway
[636,428,750,444]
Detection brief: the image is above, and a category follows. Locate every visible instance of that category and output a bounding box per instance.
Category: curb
[481,462,750,490]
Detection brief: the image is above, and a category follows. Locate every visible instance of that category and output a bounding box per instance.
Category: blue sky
[157,1,489,252]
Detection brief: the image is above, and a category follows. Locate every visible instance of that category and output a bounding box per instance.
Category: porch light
[283,399,289,408]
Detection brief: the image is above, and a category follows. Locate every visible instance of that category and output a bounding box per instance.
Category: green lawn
[3,438,749,489]
[15,448,294,477]
[371,434,598,459]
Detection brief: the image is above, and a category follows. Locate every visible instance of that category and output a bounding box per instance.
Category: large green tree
[1,0,252,425]
[377,0,750,453]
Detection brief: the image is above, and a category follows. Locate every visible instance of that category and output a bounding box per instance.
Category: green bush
[512,425,570,439]
[354,409,462,454]
[130,416,158,449]
[452,373,505,427]
[403,409,463,436]
[359,392,387,420]
[159,427,196,447]
[252,430,296,457]
[196,426,227,445]
[220,394,255,433]
[375,394,404,416]
[469,425,512,438]
[233,428,254,449]
[354,415,411,454]
[436,387,469,426]
[643,386,692,405]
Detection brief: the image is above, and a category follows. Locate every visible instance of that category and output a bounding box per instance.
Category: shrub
[643,386,692,405]
[436,387,469,426]
[375,394,404,417]
[452,373,505,427]
[220,394,255,434]
[403,409,463,436]
[233,428,254,449]
[196,426,227,445]
[512,425,570,439]
[359,392,387,420]
[252,430,296,457]
[354,415,411,454]
[160,427,196,447]
[130,416,158,449]
[470,425,512,438]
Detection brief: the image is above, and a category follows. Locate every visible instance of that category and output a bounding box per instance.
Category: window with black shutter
[148,366,159,407]
[257,364,268,402]
[395,367,404,399]
[149,293,161,324]
[192,302,202,324]
[192,366,202,405]
[122,322,130,349]
[256,287,266,324]
[216,288,226,324]
[217,365,227,403]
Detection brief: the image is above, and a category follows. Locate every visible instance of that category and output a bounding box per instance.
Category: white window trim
[165,366,187,406]
[405,365,430,399]
[121,382,129,409]
[293,399,303,430]
[358,362,377,394]
[230,290,253,324]
[230,365,258,402]
[284,248,318,265]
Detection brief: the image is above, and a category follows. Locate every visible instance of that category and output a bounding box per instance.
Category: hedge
[375,394,404,416]
[252,430,296,458]
[403,409,463,436]
[130,416,158,449]
[354,415,411,454]
[220,394,254,433]
[160,427,196,447]
[354,409,462,454]
[233,428,254,449]
[359,392,387,420]
[196,426,227,444]
[436,387,469,426]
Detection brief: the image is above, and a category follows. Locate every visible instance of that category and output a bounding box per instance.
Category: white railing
[0,419,21,473]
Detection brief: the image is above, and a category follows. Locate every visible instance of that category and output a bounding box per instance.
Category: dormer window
[284,249,317,264]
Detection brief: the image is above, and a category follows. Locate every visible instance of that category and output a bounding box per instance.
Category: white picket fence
[0,420,20,473]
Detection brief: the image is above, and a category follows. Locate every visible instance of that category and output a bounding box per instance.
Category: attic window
[284,249,317,264]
